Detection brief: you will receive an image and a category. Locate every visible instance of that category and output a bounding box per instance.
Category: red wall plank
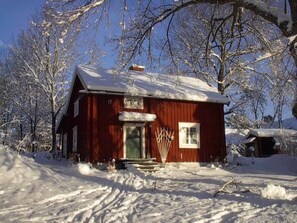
[61,78,226,164]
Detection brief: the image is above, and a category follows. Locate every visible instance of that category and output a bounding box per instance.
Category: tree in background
[1,0,296,151]
[0,62,9,134]
[43,0,297,122]
[267,50,295,128]
[1,10,80,152]
[118,0,297,119]
[157,5,289,121]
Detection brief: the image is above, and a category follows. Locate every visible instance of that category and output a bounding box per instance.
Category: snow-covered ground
[1,146,297,223]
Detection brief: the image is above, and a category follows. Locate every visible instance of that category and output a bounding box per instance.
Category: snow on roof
[248,128,297,138]
[242,137,256,144]
[76,65,229,104]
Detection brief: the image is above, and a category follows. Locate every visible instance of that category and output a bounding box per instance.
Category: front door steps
[120,158,164,173]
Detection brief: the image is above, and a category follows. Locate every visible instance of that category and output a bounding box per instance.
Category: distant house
[243,128,297,157]
[56,65,229,164]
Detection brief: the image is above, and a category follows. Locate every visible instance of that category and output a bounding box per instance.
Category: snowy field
[0,146,297,223]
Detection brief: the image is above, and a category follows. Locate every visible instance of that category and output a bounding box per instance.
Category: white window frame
[72,126,77,152]
[178,122,200,149]
[124,96,144,109]
[74,99,79,117]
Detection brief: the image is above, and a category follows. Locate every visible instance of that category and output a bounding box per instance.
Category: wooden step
[125,161,158,165]
[121,158,163,173]
[120,158,156,162]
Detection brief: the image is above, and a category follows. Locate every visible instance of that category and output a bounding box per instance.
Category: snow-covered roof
[76,65,229,104]
[247,128,297,138]
[242,137,256,144]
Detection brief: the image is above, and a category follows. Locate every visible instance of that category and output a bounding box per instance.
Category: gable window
[63,133,67,158]
[72,126,77,152]
[178,122,200,149]
[124,96,143,109]
[74,99,79,117]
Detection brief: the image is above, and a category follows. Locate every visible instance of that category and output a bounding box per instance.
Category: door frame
[123,123,145,159]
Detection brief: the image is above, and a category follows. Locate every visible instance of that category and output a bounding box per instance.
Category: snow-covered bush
[277,131,297,157]
[78,163,94,175]
[261,184,296,200]
[225,144,244,163]
[33,151,53,162]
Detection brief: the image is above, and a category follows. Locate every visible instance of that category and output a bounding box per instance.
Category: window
[72,126,77,152]
[178,122,200,149]
[124,96,143,109]
[74,99,79,117]
[63,133,67,158]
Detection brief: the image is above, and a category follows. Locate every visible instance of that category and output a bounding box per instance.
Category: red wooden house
[56,65,229,163]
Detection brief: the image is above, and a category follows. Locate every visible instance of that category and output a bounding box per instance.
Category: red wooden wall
[58,75,226,163]
[149,99,226,162]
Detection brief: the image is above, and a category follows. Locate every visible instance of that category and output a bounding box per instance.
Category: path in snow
[0,147,297,222]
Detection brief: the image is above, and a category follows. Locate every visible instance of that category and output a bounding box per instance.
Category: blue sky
[0,0,293,120]
[0,0,120,68]
[0,0,44,48]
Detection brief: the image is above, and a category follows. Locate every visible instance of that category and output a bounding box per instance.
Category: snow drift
[0,146,297,222]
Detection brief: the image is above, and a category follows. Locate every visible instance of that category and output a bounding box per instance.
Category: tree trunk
[30,118,34,152]
[51,91,56,153]
[289,49,297,119]
[285,0,297,118]
[218,30,226,94]
[20,123,23,141]
[292,101,297,118]
[51,111,56,153]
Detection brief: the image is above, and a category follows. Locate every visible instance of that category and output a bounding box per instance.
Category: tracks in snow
[1,169,296,223]
[0,172,146,223]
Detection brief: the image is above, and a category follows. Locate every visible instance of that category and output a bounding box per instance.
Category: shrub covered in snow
[261,184,296,200]
[33,151,53,161]
[77,163,94,175]
[278,136,297,157]
[225,144,244,163]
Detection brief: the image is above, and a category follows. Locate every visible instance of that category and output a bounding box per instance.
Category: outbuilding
[56,65,229,164]
[243,128,297,157]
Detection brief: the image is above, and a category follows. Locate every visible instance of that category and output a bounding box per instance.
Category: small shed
[56,65,230,163]
[243,128,297,157]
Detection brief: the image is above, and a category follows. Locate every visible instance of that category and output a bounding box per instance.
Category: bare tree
[2,31,49,151]
[267,52,295,128]
[120,1,297,119]
[29,12,81,153]
[158,5,286,117]
[43,0,297,118]
[2,10,80,152]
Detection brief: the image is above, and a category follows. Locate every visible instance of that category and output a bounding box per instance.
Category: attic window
[72,126,77,152]
[74,99,79,117]
[124,96,143,109]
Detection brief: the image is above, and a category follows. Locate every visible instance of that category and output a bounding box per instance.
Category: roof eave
[56,66,88,133]
[79,89,229,104]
